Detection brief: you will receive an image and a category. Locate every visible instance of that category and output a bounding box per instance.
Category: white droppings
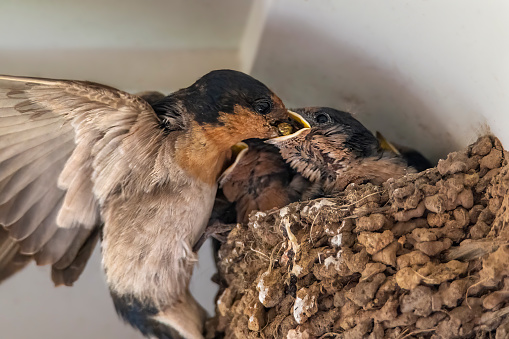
[292,264,303,276]
[257,272,269,304]
[324,256,337,269]
[254,211,267,219]
[310,199,335,211]
[324,250,343,269]
[252,212,266,228]
[293,294,316,324]
[331,234,343,247]
[279,207,290,218]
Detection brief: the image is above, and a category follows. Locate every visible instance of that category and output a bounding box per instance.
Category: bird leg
[193,221,235,253]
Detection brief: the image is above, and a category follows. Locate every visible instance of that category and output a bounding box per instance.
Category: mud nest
[206,135,509,339]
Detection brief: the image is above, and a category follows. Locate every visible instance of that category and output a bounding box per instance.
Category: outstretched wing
[0,75,159,285]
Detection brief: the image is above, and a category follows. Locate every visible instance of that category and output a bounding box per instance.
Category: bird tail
[152,290,207,339]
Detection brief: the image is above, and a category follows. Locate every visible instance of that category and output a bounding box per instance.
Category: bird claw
[193,222,235,253]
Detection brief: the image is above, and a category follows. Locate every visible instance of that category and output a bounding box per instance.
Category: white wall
[251,0,508,162]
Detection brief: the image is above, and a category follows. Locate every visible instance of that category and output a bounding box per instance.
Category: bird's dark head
[266,107,380,183]
[152,70,298,146]
[149,70,310,184]
[293,107,379,157]
[268,107,379,157]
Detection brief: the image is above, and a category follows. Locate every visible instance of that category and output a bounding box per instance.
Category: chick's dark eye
[253,99,272,115]
[315,113,330,124]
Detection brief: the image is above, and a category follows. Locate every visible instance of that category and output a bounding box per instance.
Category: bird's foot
[193,222,235,252]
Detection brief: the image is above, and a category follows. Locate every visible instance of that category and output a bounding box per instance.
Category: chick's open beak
[288,110,311,129]
[271,110,311,142]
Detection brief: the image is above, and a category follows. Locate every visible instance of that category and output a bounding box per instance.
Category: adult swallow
[0,70,303,339]
[267,107,414,194]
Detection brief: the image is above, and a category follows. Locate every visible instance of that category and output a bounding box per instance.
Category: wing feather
[0,74,158,285]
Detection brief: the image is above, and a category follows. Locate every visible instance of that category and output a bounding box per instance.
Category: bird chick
[217,138,314,224]
[215,108,422,226]
[267,107,414,195]
[376,131,433,172]
[0,70,302,339]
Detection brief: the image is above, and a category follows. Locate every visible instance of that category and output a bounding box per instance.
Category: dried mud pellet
[368,323,384,339]
[471,136,493,156]
[394,201,426,222]
[421,183,439,196]
[441,278,472,308]
[361,262,386,280]
[418,260,469,285]
[341,248,369,273]
[470,220,491,239]
[482,291,509,309]
[479,245,509,286]
[480,148,503,169]
[427,212,450,227]
[375,276,397,305]
[355,213,387,232]
[346,273,386,307]
[476,167,501,192]
[395,267,422,290]
[400,285,433,317]
[424,194,446,213]
[456,188,474,209]
[256,269,285,308]
[341,319,372,339]
[371,241,399,267]
[304,308,340,337]
[489,197,503,214]
[463,171,480,187]
[286,328,310,339]
[437,152,469,175]
[392,218,428,237]
[383,312,419,328]
[397,251,430,269]
[392,184,416,199]
[218,288,236,316]
[410,228,437,242]
[415,238,452,256]
[293,283,320,324]
[358,230,394,255]
[244,298,266,331]
[373,297,398,323]
[415,312,447,330]
[452,207,470,227]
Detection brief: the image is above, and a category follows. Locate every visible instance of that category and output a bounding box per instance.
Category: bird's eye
[253,99,272,115]
[315,113,330,124]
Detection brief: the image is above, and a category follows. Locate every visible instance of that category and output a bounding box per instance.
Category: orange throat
[174,124,234,186]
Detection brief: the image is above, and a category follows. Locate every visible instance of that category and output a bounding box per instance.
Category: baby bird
[0,70,301,339]
[216,107,421,226]
[267,107,415,195]
[217,138,313,224]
